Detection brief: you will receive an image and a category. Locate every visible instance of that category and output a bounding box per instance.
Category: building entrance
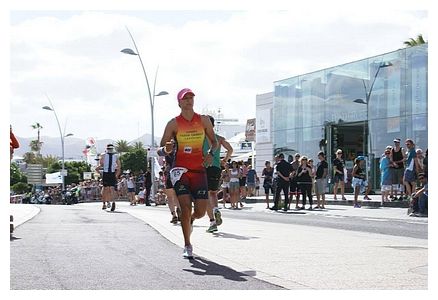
[325,121,367,192]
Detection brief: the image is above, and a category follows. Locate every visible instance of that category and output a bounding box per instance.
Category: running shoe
[171,215,178,224]
[363,196,371,200]
[354,204,361,208]
[102,205,106,210]
[183,245,193,259]
[214,209,222,226]
[206,223,218,233]
[107,202,111,209]
[111,202,116,211]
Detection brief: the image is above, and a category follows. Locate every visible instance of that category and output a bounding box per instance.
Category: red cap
[177,88,195,101]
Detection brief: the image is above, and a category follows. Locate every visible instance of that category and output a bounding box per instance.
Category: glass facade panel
[272,45,428,190]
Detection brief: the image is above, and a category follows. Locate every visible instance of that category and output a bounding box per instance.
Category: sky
[6,1,430,146]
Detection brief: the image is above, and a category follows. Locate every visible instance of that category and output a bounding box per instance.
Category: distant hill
[14,134,156,159]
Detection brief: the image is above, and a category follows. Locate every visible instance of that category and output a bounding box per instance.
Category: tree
[120,148,148,175]
[115,139,131,153]
[10,162,28,186]
[404,34,426,47]
[132,141,145,150]
[47,160,92,185]
[23,153,58,168]
[11,182,31,194]
[30,140,41,153]
[31,122,44,155]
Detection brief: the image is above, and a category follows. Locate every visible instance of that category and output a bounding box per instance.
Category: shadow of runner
[211,232,259,240]
[183,256,251,282]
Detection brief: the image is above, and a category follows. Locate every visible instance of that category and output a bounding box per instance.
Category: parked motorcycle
[62,188,78,205]
[29,191,52,204]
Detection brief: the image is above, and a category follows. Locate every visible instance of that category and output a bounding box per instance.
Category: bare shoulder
[200,114,211,125]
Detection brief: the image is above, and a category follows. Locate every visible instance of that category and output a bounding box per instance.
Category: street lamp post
[121,27,169,204]
[42,95,74,191]
[353,61,392,189]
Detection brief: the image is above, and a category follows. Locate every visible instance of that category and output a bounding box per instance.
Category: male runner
[158,88,218,259]
[96,144,121,211]
[203,116,233,233]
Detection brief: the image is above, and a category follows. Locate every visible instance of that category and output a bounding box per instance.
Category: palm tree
[133,141,145,150]
[403,34,426,47]
[115,139,131,153]
[31,122,43,156]
[29,140,42,154]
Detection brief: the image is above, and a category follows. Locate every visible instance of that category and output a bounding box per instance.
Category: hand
[164,140,174,153]
[204,153,213,167]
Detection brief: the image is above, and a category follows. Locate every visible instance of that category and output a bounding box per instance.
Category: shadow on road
[183,256,252,282]
[211,231,259,240]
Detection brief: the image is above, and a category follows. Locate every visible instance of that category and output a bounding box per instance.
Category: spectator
[409,173,427,217]
[390,138,406,201]
[289,153,301,209]
[296,156,313,210]
[271,153,292,211]
[315,151,328,209]
[144,169,152,206]
[220,163,231,208]
[333,149,347,200]
[351,156,366,208]
[380,149,392,205]
[126,174,136,205]
[403,139,422,201]
[423,149,428,178]
[308,158,316,196]
[262,160,274,209]
[416,148,424,170]
[229,161,241,209]
[239,161,248,201]
[245,165,258,197]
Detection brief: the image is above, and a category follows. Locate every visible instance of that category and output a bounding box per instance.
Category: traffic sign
[26,164,43,184]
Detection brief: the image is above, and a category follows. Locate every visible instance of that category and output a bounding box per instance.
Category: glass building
[272,44,428,190]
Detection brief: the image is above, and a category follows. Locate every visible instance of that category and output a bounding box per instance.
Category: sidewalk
[10,202,427,289]
[245,193,410,208]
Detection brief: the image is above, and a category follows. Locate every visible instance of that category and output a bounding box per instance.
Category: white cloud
[9,8,428,144]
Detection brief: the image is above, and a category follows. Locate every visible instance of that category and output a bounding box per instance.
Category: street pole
[121,28,168,204]
[353,61,392,190]
[42,95,73,191]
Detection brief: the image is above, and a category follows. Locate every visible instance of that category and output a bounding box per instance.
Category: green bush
[11,182,31,194]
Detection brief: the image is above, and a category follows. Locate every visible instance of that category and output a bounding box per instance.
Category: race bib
[170,167,188,186]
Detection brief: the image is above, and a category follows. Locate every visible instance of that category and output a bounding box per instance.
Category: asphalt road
[221,205,428,239]
[10,205,283,290]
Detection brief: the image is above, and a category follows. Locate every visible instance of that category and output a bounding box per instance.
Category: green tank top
[203,134,221,168]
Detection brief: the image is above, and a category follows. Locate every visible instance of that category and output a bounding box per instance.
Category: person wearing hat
[389,138,406,200]
[380,149,392,205]
[158,88,218,259]
[96,144,121,211]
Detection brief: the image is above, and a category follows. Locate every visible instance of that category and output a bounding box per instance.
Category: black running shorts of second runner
[206,166,221,191]
[102,172,117,187]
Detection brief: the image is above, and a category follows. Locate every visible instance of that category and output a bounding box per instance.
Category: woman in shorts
[229,161,241,209]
